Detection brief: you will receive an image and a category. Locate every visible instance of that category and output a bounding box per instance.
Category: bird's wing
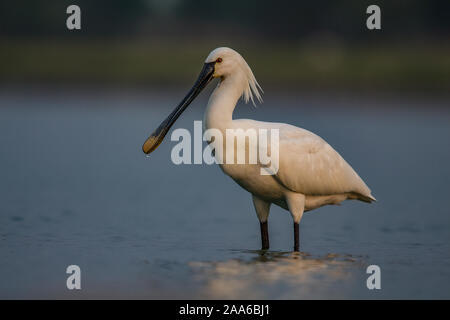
[272,124,373,199]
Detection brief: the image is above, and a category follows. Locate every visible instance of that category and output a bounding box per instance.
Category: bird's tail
[359,193,377,203]
[348,192,376,203]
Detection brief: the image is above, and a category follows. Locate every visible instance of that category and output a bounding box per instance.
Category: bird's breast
[219,163,286,201]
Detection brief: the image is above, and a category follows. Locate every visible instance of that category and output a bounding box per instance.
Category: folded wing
[274,124,374,200]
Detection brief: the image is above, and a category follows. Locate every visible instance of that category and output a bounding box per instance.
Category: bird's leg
[260,221,269,250]
[285,192,305,252]
[293,222,300,252]
[252,195,271,251]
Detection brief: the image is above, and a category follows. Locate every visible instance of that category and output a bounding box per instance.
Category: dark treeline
[0,0,448,41]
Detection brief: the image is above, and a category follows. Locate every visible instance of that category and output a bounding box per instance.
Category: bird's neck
[204,72,246,131]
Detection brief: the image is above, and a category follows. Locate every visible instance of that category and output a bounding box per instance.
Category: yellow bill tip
[142,135,162,154]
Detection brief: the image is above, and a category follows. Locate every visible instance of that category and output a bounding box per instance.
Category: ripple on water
[188,251,368,299]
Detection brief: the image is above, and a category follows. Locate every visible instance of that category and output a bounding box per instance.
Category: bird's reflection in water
[189,251,367,299]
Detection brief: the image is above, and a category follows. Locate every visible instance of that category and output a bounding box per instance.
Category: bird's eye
[216,58,223,63]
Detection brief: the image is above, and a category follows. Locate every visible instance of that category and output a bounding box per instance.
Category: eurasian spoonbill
[142,47,375,251]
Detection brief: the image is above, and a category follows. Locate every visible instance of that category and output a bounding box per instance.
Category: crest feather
[239,56,263,106]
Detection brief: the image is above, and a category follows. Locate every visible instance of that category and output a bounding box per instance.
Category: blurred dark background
[1,1,450,299]
[0,0,449,91]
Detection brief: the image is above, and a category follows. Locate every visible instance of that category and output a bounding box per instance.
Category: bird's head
[142,47,262,154]
[206,47,262,105]
[206,47,242,78]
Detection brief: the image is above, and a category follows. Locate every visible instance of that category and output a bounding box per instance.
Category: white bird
[143,47,375,251]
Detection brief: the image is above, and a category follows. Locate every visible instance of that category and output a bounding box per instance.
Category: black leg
[260,221,269,250]
[293,222,300,252]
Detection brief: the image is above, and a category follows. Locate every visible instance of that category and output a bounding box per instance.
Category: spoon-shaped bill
[142,62,215,154]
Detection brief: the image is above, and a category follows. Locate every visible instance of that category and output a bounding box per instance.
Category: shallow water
[0,88,449,299]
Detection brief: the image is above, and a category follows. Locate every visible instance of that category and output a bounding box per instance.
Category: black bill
[142,62,215,154]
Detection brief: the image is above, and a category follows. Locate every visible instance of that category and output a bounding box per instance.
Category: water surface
[0,88,449,299]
